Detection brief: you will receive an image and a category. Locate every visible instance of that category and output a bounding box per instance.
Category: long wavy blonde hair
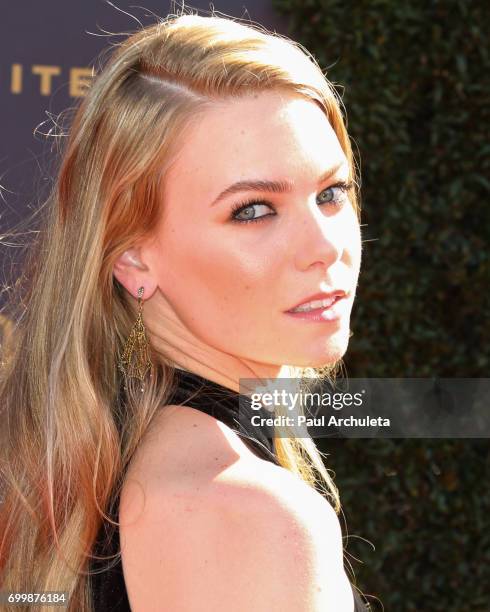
[0,10,360,611]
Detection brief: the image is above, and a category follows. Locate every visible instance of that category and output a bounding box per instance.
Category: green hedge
[272,2,490,610]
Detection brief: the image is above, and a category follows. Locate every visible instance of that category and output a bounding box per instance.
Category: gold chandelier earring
[117,286,153,393]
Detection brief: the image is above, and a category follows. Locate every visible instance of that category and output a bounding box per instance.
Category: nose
[293,201,344,271]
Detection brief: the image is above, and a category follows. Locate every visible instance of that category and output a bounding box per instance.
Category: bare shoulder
[119,404,353,612]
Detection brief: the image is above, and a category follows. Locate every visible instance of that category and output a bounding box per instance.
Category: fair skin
[115,90,361,611]
[113,89,362,393]
[120,408,355,611]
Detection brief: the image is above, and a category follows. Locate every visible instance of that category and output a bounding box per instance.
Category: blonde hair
[0,11,360,611]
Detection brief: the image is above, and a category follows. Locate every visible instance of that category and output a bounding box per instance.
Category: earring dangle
[117,286,153,392]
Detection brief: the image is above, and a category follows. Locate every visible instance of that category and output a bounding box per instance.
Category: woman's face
[141,90,362,372]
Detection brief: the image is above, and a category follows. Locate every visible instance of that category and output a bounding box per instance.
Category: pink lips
[286,290,347,313]
[285,294,348,322]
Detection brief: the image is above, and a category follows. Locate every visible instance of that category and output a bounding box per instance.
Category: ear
[113,247,157,300]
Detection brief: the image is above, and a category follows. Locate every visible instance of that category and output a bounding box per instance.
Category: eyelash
[229,180,355,225]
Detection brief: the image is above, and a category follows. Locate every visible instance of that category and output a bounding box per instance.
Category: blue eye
[230,180,354,225]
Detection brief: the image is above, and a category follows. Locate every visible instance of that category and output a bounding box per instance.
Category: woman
[0,12,370,611]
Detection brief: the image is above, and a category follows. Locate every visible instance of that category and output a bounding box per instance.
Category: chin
[292,329,351,369]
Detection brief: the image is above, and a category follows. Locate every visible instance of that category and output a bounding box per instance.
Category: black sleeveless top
[90,369,371,611]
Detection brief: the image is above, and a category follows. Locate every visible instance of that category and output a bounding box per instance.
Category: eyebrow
[210,160,348,207]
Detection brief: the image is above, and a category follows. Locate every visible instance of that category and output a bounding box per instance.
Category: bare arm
[120,461,354,612]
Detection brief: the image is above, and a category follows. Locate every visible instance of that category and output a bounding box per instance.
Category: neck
[144,290,291,395]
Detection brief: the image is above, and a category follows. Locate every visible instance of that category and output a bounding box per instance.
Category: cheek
[161,226,278,321]
[343,208,362,268]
